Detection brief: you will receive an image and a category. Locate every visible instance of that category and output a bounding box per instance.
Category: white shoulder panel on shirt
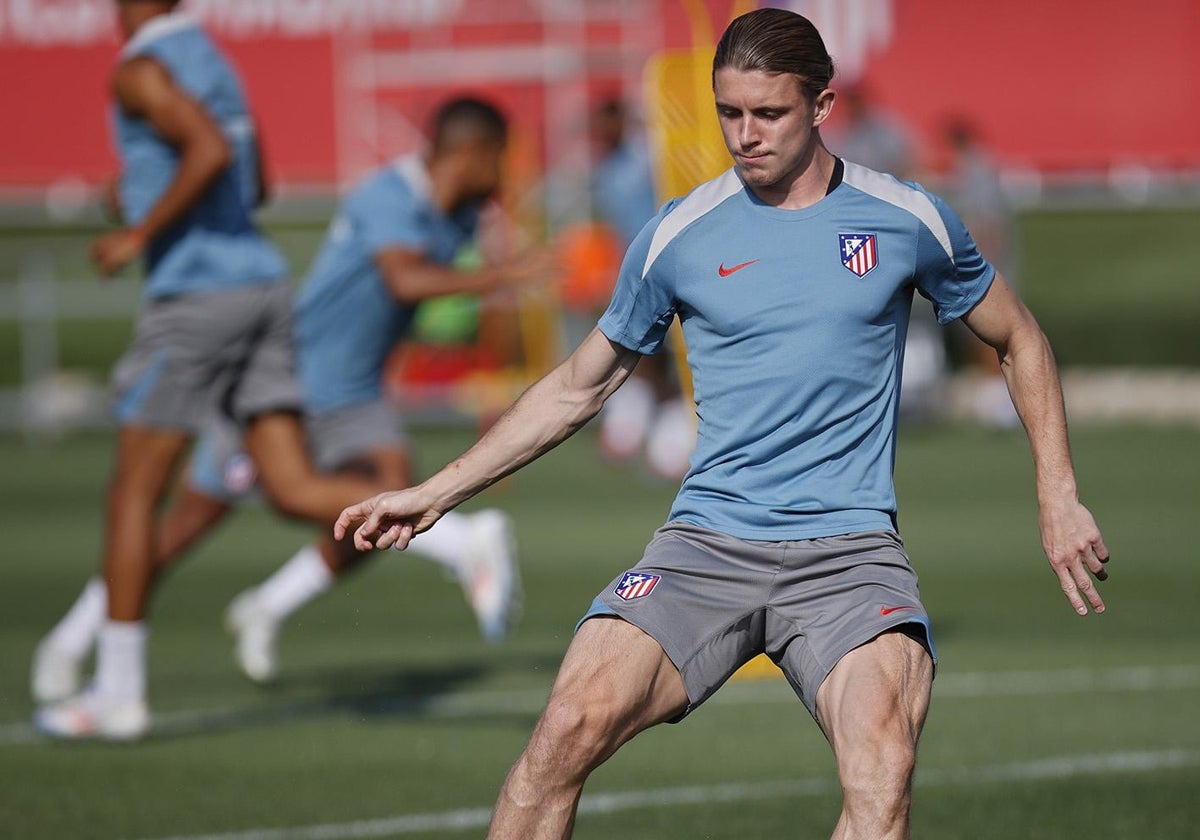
[122,12,198,58]
[642,168,744,279]
[842,161,953,260]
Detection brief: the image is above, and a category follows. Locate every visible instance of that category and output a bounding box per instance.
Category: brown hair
[713,8,835,101]
[431,97,509,154]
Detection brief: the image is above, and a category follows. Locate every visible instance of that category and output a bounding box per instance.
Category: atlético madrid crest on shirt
[614,571,661,601]
[839,232,879,277]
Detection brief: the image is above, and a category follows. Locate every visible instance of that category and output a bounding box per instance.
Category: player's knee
[256,466,317,519]
[529,691,620,772]
[259,481,303,518]
[839,738,916,817]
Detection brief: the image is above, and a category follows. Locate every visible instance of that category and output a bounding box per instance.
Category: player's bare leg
[153,484,233,579]
[104,426,192,621]
[34,426,190,738]
[244,412,381,523]
[815,630,934,840]
[489,617,688,839]
[33,447,228,704]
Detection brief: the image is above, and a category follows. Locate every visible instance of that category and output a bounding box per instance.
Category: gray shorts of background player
[189,399,409,502]
[111,282,302,430]
[579,522,937,718]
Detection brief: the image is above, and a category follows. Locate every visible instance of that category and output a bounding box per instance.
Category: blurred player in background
[943,116,1021,427]
[589,98,696,480]
[33,0,380,739]
[34,97,545,691]
[181,97,542,681]
[831,84,916,180]
[336,10,1110,838]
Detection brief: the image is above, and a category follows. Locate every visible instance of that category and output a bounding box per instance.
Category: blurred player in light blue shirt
[40,99,552,691]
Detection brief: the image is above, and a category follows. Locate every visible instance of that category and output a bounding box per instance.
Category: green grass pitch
[0,423,1198,838]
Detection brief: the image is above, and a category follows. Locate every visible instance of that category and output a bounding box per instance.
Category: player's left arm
[91,56,233,276]
[961,274,1111,615]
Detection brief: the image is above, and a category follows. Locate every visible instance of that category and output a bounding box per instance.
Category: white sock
[94,620,147,704]
[407,511,473,573]
[254,544,334,620]
[45,577,107,658]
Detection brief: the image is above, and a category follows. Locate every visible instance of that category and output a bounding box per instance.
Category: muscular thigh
[552,617,689,733]
[815,630,933,754]
[766,530,937,716]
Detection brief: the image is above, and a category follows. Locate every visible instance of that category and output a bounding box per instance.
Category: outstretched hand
[90,227,147,277]
[333,489,443,552]
[1039,499,1110,616]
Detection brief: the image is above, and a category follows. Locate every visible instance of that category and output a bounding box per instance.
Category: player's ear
[812,88,836,127]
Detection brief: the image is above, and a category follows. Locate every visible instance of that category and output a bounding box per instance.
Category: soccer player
[589,97,696,479]
[336,9,1110,839]
[30,0,382,740]
[33,96,546,692]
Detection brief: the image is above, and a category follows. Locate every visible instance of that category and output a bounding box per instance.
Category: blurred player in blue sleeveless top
[335,10,1111,838]
[32,1,382,740]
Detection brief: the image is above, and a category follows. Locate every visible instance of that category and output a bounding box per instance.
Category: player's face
[714,68,833,193]
[460,140,505,205]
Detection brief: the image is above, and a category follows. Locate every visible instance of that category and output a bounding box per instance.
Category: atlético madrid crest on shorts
[614,571,661,601]
[839,232,879,277]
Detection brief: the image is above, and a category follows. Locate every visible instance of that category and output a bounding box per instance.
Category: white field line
[3,663,1199,748]
[133,748,1200,840]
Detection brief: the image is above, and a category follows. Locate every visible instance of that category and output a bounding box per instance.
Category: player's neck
[749,141,837,211]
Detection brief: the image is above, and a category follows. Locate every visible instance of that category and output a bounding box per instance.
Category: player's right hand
[90,227,147,277]
[333,490,442,552]
[502,247,562,289]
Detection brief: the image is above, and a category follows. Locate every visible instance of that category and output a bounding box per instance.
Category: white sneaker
[224,589,280,683]
[31,640,86,704]
[461,510,521,644]
[34,689,150,741]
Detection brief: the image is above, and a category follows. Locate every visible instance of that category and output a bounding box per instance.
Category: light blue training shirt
[113,13,287,298]
[295,155,480,413]
[598,161,995,541]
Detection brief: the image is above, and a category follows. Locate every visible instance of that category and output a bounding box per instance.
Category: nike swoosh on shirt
[880,605,920,616]
[717,259,759,277]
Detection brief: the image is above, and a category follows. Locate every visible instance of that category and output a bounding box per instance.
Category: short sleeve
[913,192,996,324]
[597,202,681,354]
[353,177,431,255]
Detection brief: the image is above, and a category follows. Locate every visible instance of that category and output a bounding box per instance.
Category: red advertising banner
[0,0,1196,189]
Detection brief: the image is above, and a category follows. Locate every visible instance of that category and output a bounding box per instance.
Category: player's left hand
[333,489,443,552]
[90,227,147,277]
[1038,499,1110,616]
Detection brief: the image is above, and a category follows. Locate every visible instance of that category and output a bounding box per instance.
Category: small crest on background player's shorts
[614,571,661,601]
[839,233,879,277]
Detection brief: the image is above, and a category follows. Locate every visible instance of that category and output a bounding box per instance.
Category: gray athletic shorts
[188,399,407,502]
[305,400,408,472]
[111,282,302,431]
[579,521,937,718]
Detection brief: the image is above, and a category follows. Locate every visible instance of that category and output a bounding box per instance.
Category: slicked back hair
[431,97,508,155]
[713,8,835,101]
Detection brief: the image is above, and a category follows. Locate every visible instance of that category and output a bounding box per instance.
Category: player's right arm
[335,327,640,550]
[375,246,556,303]
[90,56,233,276]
